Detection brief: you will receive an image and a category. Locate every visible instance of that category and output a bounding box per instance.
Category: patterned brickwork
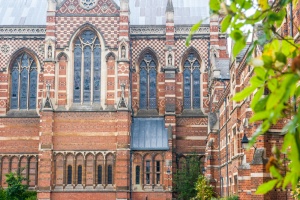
[56,17,119,49]
[57,0,119,16]
[0,39,44,72]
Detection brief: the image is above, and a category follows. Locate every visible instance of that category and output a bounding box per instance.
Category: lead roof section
[131,118,169,151]
[0,0,209,26]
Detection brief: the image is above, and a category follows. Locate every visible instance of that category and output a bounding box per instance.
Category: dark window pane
[139,68,148,109]
[97,165,102,184]
[156,161,160,172]
[108,165,113,184]
[193,68,200,108]
[146,174,150,184]
[20,68,28,109]
[146,161,150,172]
[29,67,37,109]
[11,69,19,109]
[156,173,160,184]
[135,166,140,185]
[78,165,82,184]
[183,68,191,109]
[93,39,101,102]
[67,165,72,184]
[83,46,91,102]
[149,68,156,109]
[74,42,82,103]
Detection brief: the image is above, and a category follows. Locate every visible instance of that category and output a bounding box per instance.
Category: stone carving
[130,26,166,35]
[48,45,52,59]
[121,46,126,58]
[168,54,172,66]
[0,44,10,54]
[174,26,210,35]
[79,0,98,10]
[0,27,46,35]
[118,83,127,109]
[38,44,44,54]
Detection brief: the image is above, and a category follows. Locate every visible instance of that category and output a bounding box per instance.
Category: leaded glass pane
[11,69,19,109]
[183,68,191,109]
[83,46,91,102]
[136,166,140,185]
[82,30,95,43]
[193,68,201,108]
[108,165,113,184]
[20,69,28,109]
[140,68,148,109]
[93,39,101,102]
[74,41,82,103]
[78,165,82,184]
[97,165,102,184]
[29,68,37,109]
[67,165,72,184]
[149,68,156,109]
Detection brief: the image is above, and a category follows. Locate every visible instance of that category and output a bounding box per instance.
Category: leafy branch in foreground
[198,0,300,196]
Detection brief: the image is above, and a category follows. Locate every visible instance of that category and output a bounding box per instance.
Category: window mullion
[91,47,94,105]
[80,45,84,105]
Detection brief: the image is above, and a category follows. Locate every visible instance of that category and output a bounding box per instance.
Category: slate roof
[216,58,230,79]
[236,44,250,62]
[0,0,47,26]
[131,118,169,150]
[0,0,209,26]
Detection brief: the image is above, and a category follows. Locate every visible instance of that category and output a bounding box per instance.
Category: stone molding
[0,26,46,39]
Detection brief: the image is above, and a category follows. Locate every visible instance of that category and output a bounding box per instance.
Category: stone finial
[166,0,174,23]
[166,0,174,12]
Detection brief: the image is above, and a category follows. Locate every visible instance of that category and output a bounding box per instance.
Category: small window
[155,161,160,184]
[97,165,102,184]
[78,165,82,184]
[146,161,150,184]
[108,165,113,184]
[135,166,140,185]
[67,165,72,184]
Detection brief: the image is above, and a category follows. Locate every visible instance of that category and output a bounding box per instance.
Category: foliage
[191,175,215,200]
[220,196,239,200]
[199,0,300,196]
[173,155,201,200]
[291,181,300,199]
[0,170,37,200]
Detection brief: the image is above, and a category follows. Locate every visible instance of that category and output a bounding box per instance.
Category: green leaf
[250,110,270,122]
[270,166,282,180]
[251,87,264,109]
[210,0,220,11]
[221,15,232,33]
[230,30,244,40]
[186,20,203,46]
[255,179,278,194]
[233,39,246,58]
[275,52,287,64]
[233,85,256,101]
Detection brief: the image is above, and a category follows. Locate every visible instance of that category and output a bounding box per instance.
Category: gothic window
[107,165,113,184]
[10,53,37,109]
[77,165,82,184]
[97,165,102,184]
[67,165,72,184]
[73,30,101,103]
[139,53,157,109]
[135,166,140,185]
[183,52,201,109]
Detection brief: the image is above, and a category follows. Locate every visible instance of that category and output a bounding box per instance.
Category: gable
[57,0,120,16]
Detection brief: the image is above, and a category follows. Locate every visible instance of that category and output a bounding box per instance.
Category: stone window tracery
[183,52,201,109]
[10,53,37,110]
[139,53,157,110]
[74,30,101,103]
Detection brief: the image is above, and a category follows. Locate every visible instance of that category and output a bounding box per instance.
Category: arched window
[135,166,140,185]
[77,165,82,184]
[107,165,113,184]
[97,165,102,184]
[74,30,101,103]
[139,53,157,109]
[10,53,37,109]
[183,52,201,109]
[67,165,72,184]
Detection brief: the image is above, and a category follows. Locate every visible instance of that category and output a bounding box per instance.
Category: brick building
[0,0,218,199]
[1,0,297,200]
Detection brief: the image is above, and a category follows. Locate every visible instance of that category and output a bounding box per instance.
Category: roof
[236,44,250,62]
[0,0,47,26]
[216,58,230,79]
[0,0,209,26]
[131,118,169,150]
[130,0,210,25]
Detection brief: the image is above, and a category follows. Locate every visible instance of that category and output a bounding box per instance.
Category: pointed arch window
[97,165,102,184]
[10,53,37,110]
[67,165,72,184]
[139,53,157,109]
[74,30,101,103]
[77,165,82,184]
[183,52,201,109]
